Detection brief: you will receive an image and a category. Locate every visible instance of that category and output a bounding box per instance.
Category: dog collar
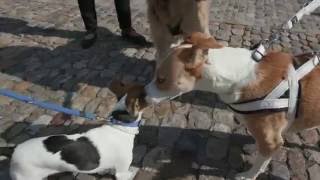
[109,117,141,128]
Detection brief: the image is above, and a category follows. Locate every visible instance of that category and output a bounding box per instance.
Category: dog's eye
[157,77,166,84]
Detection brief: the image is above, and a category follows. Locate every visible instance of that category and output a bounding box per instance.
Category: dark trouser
[77,0,132,32]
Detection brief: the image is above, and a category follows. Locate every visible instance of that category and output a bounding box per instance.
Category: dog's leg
[235,115,286,180]
[115,155,135,180]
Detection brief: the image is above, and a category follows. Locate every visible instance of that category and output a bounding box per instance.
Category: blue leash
[0,89,141,127]
[0,89,96,120]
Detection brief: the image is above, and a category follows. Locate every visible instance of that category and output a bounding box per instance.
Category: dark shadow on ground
[0,17,155,93]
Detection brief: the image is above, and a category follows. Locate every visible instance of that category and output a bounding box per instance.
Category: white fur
[196,47,257,103]
[10,96,139,180]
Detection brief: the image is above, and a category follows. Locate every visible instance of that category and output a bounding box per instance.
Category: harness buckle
[252,43,267,62]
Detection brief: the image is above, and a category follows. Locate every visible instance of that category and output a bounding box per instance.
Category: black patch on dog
[43,136,100,171]
[43,135,73,153]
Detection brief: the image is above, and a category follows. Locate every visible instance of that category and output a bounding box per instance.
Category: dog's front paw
[234,172,256,180]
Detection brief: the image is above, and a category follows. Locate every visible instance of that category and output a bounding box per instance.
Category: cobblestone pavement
[0,0,320,180]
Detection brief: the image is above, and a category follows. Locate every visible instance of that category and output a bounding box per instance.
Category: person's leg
[78,0,98,49]
[114,0,132,30]
[114,0,150,46]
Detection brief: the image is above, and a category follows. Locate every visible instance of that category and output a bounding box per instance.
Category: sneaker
[81,31,97,49]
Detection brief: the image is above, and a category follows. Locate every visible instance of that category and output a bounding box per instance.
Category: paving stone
[290,34,300,41]
[304,149,320,164]
[12,81,32,91]
[242,144,256,155]
[298,33,306,40]
[142,147,172,172]
[288,148,307,180]
[309,42,320,51]
[306,35,318,43]
[27,114,53,135]
[229,35,243,47]
[231,28,244,36]
[4,122,28,140]
[8,132,30,144]
[199,166,225,180]
[158,113,187,147]
[0,138,7,147]
[280,36,291,43]
[122,48,138,57]
[210,122,232,139]
[0,159,10,180]
[95,101,115,118]
[308,164,320,180]
[84,98,101,113]
[154,101,172,120]
[284,133,302,146]
[188,109,212,130]
[228,146,244,170]
[80,85,100,98]
[76,174,97,180]
[270,161,290,180]
[71,96,91,110]
[175,131,202,154]
[0,96,12,106]
[206,137,229,161]
[212,108,234,129]
[134,170,158,180]
[299,129,319,145]
[97,88,116,99]
[216,30,230,41]
[273,148,287,163]
[132,145,147,166]
[171,101,191,115]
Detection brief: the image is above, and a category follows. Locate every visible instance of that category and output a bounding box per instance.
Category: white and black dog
[10,86,148,180]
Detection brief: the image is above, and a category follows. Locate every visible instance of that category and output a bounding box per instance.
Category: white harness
[229,55,319,129]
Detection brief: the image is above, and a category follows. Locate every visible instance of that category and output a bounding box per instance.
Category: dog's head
[125,85,149,117]
[110,80,149,118]
[145,32,223,103]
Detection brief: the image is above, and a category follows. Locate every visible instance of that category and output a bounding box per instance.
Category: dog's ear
[185,32,223,49]
[125,85,148,116]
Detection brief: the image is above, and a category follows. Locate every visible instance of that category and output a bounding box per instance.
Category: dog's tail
[0,145,16,158]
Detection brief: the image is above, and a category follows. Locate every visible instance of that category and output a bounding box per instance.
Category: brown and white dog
[144,32,320,179]
[147,0,210,66]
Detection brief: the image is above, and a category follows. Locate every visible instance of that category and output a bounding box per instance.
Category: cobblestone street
[0,0,320,180]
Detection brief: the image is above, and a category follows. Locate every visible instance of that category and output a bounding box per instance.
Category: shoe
[121,28,152,47]
[81,31,97,49]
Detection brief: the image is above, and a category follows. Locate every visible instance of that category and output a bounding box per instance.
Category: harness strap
[229,99,290,112]
[229,55,319,128]
[284,0,320,30]
[287,64,299,129]
[266,55,319,100]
